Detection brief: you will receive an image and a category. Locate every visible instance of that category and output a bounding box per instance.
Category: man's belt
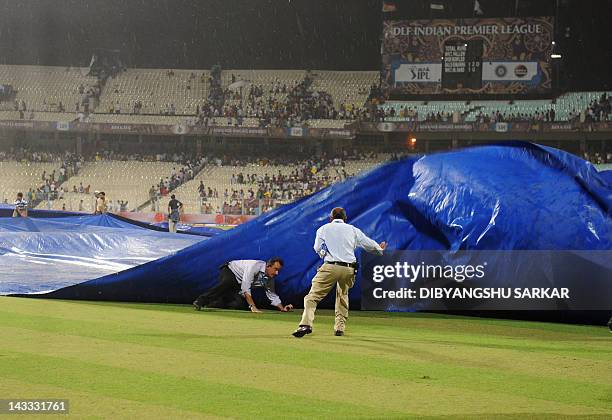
[326,261,358,269]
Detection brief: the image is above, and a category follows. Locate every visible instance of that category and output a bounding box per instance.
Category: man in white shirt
[293,207,386,338]
[193,258,293,313]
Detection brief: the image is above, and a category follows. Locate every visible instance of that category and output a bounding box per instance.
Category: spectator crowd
[575,93,611,123]
[193,150,385,216]
[194,71,358,129]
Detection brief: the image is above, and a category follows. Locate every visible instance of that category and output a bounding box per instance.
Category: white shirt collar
[331,219,345,223]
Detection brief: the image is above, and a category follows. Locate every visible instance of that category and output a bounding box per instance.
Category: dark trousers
[194,266,246,309]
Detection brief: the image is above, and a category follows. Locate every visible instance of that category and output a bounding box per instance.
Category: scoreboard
[442,40,483,90]
[382,17,554,95]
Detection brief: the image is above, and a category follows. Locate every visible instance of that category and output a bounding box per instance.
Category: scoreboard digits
[442,40,483,90]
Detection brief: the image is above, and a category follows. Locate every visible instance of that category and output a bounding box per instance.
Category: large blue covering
[150,221,225,237]
[22,142,609,320]
[600,169,612,185]
[0,214,205,294]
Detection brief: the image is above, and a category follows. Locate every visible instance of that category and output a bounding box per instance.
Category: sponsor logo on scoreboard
[482,62,538,81]
[394,63,442,83]
[494,65,507,78]
[514,64,529,78]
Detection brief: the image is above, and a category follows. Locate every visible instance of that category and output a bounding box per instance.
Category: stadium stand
[554,91,612,121]
[378,91,612,123]
[96,69,211,116]
[0,65,98,113]
[0,161,62,204]
[222,69,306,106]
[0,64,609,218]
[0,110,79,122]
[199,69,378,127]
[216,69,308,126]
[0,64,609,127]
[158,153,393,215]
[310,70,378,113]
[37,161,179,213]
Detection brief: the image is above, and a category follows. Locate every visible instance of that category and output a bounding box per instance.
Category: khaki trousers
[168,219,178,233]
[299,263,356,332]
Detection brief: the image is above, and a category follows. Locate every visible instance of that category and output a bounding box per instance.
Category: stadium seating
[553,91,612,121]
[342,155,392,175]
[0,110,79,122]
[1,64,609,127]
[222,69,306,95]
[0,161,61,204]
[35,191,93,212]
[381,100,467,122]
[463,99,561,122]
[1,64,609,218]
[1,149,393,216]
[220,69,305,118]
[96,69,211,116]
[159,154,392,214]
[380,91,612,123]
[219,70,376,122]
[0,65,97,112]
[310,70,378,111]
[37,161,178,212]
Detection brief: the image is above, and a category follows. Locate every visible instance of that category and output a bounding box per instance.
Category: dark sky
[0,0,610,89]
[0,0,381,70]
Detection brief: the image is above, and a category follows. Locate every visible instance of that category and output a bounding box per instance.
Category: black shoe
[292,325,312,338]
[334,330,344,336]
[193,300,202,311]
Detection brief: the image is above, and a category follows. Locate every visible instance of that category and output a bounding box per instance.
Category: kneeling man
[193,257,293,313]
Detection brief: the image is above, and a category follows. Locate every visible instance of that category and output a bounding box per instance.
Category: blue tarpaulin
[0,214,205,294]
[151,221,225,237]
[15,142,608,318]
[600,169,612,185]
[0,206,223,236]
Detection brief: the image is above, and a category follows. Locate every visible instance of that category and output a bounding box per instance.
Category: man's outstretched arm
[355,227,386,255]
[242,292,262,313]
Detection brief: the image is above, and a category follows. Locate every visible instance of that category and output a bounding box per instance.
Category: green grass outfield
[1,297,611,419]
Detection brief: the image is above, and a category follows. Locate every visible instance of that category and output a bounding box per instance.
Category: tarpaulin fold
[19,142,608,318]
